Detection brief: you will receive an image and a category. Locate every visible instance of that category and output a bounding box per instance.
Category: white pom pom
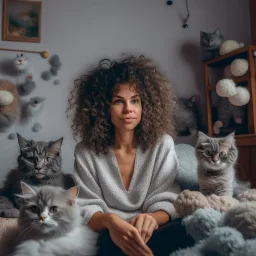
[230,59,249,77]
[219,40,243,55]
[229,87,250,106]
[253,51,256,57]
[0,90,14,106]
[223,65,233,78]
[216,79,236,97]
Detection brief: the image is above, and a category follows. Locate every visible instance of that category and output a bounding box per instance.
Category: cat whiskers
[15,222,39,243]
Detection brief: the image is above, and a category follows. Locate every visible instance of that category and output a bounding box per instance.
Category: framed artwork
[2,0,42,43]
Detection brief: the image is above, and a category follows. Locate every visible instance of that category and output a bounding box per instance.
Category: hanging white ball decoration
[216,79,236,97]
[230,59,249,77]
[0,91,14,106]
[229,87,250,106]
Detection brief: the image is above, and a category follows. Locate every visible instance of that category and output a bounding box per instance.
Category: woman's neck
[114,129,136,152]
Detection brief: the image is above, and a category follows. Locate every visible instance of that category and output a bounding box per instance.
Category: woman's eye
[49,206,59,213]
[131,99,139,104]
[205,150,212,156]
[113,99,123,104]
[31,205,40,214]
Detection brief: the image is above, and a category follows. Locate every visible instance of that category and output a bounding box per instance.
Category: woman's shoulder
[74,141,96,157]
[157,134,175,148]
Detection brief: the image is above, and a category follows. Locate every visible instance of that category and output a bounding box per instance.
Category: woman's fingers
[145,221,157,244]
[124,242,151,256]
[134,216,144,235]
[140,217,151,241]
[129,229,152,255]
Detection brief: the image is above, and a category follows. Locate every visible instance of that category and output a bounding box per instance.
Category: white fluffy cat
[0,183,98,256]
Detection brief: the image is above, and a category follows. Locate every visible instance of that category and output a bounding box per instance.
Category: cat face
[14,54,29,72]
[195,132,238,171]
[179,95,196,110]
[17,134,63,180]
[200,28,223,50]
[18,183,80,235]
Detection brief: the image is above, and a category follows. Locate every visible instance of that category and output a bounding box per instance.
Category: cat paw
[213,126,220,134]
[234,117,243,125]
[213,121,223,134]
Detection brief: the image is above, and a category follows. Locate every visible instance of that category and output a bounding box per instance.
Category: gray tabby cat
[195,132,249,197]
[0,134,75,218]
[174,95,198,136]
[0,182,98,256]
[213,97,245,134]
[200,28,224,61]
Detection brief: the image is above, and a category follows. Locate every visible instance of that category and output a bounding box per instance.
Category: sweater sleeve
[73,142,107,224]
[142,135,179,220]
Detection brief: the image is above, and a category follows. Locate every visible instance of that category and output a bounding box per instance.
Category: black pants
[97,218,194,256]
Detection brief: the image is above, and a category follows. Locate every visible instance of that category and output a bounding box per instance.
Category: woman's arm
[74,143,108,224]
[142,135,179,221]
[148,210,170,226]
[88,212,113,231]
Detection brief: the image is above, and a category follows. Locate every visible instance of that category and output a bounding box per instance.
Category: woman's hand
[130,214,158,244]
[107,213,153,256]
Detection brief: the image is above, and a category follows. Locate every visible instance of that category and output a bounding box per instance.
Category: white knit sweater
[74,134,181,224]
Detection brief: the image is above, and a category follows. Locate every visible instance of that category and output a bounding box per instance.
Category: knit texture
[74,134,180,224]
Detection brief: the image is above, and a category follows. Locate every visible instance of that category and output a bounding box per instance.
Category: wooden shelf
[205,45,250,66]
[236,134,256,146]
[204,44,256,138]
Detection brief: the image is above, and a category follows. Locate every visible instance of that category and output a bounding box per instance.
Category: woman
[69,55,194,256]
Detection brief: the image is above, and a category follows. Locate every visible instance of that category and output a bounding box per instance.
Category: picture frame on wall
[2,0,42,43]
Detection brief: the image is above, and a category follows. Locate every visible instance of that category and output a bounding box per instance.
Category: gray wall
[0,0,250,182]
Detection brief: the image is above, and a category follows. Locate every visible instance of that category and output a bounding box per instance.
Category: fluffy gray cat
[213,97,245,135]
[195,132,249,197]
[0,134,75,218]
[174,95,198,136]
[0,183,98,256]
[200,28,224,61]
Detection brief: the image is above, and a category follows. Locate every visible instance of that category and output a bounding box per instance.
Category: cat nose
[40,216,45,221]
[36,168,42,171]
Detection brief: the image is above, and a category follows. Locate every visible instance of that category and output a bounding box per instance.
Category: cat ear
[214,28,221,37]
[200,31,207,37]
[198,131,209,140]
[222,132,235,145]
[65,186,79,206]
[17,133,32,151]
[48,138,63,156]
[16,182,37,199]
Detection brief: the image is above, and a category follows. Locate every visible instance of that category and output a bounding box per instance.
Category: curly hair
[68,54,177,154]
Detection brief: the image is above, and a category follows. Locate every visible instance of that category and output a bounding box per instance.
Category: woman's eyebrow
[112,94,140,99]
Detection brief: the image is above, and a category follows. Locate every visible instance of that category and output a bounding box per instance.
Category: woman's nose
[123,102,132,113]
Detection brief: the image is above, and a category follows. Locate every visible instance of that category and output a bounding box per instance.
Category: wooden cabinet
[204,46,256,187]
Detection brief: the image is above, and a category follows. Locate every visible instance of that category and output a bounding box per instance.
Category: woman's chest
[114,150,136,190]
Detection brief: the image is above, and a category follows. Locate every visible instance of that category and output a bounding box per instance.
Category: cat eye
[44,157,52,163]
[30,205,40,214]
[205,150,212,156]
[49,206,59,213]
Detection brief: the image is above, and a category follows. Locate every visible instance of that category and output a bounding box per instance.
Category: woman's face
[110,83,142,131]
